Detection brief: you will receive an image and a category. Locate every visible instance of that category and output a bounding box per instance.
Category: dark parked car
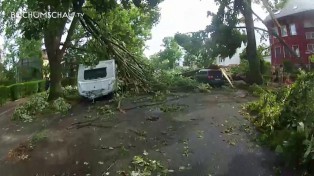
[195,69,225,87]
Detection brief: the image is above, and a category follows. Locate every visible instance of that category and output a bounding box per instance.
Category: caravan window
[84,67,107,80]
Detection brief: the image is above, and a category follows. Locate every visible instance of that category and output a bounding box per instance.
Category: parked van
[195,69,225,87]
[77,60,117,100]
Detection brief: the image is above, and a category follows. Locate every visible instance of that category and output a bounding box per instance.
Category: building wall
[268,11,314,68]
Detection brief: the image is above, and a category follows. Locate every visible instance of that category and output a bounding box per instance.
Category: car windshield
[84,67,107,80]
[208,70,222,76]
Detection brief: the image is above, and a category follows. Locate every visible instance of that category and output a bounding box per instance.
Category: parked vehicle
[77,60,117,100]
[195,69,225,87]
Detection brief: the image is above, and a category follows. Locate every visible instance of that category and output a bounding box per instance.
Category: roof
[265,0,314,22]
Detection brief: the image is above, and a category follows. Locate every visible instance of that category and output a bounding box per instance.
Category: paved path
[0,90,281,176]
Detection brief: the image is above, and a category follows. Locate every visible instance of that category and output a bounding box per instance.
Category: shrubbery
[0,86,11,105]
[244,72,314,172]
[13,92,71,122]
[61,77,76,87]
[37,80,47,92]
[0,80,47,105]
[24,81,39,96]
[13,92,49,122]
[10,83,26,100]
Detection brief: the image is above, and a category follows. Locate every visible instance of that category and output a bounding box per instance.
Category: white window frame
[275,47,281,58]
[292,45,300,57]
[306,32,314,39]
[307,44,314,52]
[289,24,297,35]
[281,25,288,37]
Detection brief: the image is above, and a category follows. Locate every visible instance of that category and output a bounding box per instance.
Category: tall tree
[150,37,183,70]
[0,0,162,100]
[206,0,263,84]
[174,31,214,68]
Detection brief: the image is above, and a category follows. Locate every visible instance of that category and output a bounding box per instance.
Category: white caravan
[77,60,117,100]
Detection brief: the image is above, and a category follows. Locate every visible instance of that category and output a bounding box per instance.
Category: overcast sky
[0,0,269,65]
[144,0,269,65]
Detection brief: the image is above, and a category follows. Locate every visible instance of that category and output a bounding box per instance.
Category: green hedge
[0,86,11,105]
[10,83,26,100]
[0,80,48,105]
[24,81,39,96]
[37,80,46,92]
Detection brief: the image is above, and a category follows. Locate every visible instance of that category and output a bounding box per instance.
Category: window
[308,44,314,52]
[284,46,291,58]
[304,20,314,28]
[281,25,288,37]
[84,67,107,80]
[306,32,314,39]
[289,24,297,35]
[273,27,279,35]
[292,45,300,57]
[275,47,281,58]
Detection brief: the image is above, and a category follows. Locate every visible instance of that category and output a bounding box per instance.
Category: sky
[0,0,269,65]
[144,0,269,65]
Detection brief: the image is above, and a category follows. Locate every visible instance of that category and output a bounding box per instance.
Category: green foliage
[10,83,25,100]
[244,72,314,170]
[174,31,214,67]
[13,92,49,122]
[125,155,168,175]
[24,81,39,96]
[248,84,266,97]
[13,92,71,122]
[37,80,46,92]
[61,77,77,87]
[1,0,162,100]
[0,86,11,105]
[153,71,211,92]
[52,97,72,114]
[31,130,48,145]
[150,37,183,70]
[283,60,297,74]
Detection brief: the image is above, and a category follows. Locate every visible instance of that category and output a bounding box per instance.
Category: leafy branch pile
[119,155,169,176]
[151,71,212,93]
[13,92,71,122]
[244,72,314,172]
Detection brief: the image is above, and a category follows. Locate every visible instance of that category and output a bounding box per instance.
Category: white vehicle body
[77,60,117,99]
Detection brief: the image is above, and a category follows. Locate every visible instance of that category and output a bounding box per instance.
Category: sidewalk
[0,98,28,117]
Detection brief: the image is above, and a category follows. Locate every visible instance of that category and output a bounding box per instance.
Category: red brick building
[265,0,314,69]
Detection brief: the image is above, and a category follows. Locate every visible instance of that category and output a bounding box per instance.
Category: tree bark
[44,14,78,101]
[242,0,263,84]
[47,54,63,100]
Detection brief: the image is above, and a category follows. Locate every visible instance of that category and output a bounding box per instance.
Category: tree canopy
[0,0,163,100]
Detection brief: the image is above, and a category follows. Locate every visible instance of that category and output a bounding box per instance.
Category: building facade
[265,0,314,69]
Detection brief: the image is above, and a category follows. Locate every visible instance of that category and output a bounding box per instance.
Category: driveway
[0,89,280,176]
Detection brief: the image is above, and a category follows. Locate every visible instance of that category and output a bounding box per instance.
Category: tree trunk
[243,0,263,84]
[47,54,63,100]
[44,18,67,101]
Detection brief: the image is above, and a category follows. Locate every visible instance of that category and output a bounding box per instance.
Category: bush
[244,72,314,171]
[37,80,46,92]
[13,92,71,122]
[61,77,76,87]
[0,86,10,105]
[52,97,71,114]
[10,83,25,100]
[24,81,39,96]
[13,92,49,122]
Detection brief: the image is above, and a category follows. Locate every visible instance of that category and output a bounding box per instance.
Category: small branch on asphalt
[123,96,182,111]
